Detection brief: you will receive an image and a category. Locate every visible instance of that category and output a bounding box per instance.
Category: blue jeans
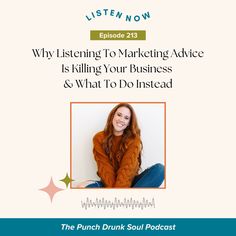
[86,163,164,188]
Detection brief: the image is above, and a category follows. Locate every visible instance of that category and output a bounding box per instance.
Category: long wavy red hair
[102,103,142,169]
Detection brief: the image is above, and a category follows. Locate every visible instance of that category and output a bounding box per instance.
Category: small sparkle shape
[60,173,74,188]
[40,177,64,202]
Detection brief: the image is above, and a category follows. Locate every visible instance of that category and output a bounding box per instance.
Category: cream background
[0,0,236,217]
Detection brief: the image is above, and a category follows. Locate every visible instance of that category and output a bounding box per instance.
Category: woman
[86,103,164,188]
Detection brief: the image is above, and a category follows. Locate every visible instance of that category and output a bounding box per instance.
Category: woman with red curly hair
[86,103,164,188]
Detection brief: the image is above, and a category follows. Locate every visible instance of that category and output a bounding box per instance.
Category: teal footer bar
[0,218,236,236]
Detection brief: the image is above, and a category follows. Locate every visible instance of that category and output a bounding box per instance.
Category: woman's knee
[149,163,164,175]
[132,163,164,187]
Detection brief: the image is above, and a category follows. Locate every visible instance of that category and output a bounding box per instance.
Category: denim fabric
[131,163,164,187]
[86,181,104,188]
[86,163,164,188]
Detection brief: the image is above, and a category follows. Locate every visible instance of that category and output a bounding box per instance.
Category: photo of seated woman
[71,103,165,188]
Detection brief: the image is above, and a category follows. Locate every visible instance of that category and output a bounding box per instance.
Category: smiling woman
[79,103,165,188]
[112,106,131,136]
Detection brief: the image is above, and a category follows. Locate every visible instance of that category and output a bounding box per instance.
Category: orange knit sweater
[93,131,141,188]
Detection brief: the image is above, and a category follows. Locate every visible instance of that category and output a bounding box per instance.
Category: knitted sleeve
[114,137,141,188]
[93,132,116,187]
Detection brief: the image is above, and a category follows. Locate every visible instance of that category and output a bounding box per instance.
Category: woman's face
[112,106,131,136]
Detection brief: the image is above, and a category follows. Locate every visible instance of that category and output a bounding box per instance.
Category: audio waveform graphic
[81,197,156,210]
